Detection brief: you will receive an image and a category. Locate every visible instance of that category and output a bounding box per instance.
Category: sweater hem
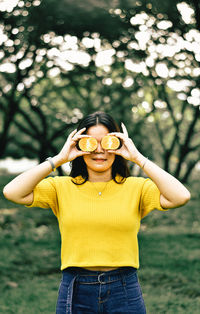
[60,263,139,271]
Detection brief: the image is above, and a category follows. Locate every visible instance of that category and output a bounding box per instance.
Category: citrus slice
[78,137,98,152]
[101,135,120,150]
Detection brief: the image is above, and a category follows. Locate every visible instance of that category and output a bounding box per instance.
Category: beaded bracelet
[46,157,56,172]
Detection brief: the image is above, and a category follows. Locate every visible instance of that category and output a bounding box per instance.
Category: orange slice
[101,135,120,150]
[78,137,98,152]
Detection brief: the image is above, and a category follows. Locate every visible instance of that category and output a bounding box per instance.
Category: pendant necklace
[90,181,110,196]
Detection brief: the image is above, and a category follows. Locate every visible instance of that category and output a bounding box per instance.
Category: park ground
[0,174,200,314]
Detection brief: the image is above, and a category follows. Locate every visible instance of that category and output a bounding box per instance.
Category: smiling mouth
[92,158,106,162]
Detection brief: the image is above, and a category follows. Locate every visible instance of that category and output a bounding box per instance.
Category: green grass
[0,175,200,313]
[139,192,200,314]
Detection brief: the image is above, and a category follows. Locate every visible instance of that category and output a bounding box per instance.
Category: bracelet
[46,157,56,172]
[141,157,148,169]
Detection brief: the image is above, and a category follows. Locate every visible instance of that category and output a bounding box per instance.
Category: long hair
[70,111,130,184]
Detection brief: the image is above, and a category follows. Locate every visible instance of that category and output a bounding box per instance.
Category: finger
[108,132,126,139]
[76,151,91,157]
[69,129,77,139]
[107,149,117,153]
[79,134,92,138]
[74,134,92,140]
[71,127,86,137]
[71,128,87,141]
[72,135,92,144]
[76,127,87,135]
[69,150,91,162]
[121,122,129,137]
[107,149,121,155]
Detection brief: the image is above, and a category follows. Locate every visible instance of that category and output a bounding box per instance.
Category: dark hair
[70,111,130,184]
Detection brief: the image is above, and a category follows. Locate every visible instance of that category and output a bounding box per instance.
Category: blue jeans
[56,267,146,314]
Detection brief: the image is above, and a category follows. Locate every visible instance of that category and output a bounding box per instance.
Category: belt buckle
[98,273,106,284]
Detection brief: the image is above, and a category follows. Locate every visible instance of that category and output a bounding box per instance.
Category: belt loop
[120,269,126,286]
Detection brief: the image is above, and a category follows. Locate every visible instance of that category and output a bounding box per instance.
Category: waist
[81,266,119,271]
[62,266,137,284]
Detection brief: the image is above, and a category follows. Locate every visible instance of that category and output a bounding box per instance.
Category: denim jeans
[56,266,146,314]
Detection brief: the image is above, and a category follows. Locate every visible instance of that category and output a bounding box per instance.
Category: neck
[88,169,112,182]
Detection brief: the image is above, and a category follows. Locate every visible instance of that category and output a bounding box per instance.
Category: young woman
[3,111,190,314]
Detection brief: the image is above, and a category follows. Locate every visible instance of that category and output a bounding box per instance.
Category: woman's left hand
[108,123,143,165]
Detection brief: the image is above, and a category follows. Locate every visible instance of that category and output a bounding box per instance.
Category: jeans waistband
[62,266,137,284]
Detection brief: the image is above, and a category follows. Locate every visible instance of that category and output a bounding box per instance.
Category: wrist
[45,157,56,172]
[132,153,147,168]
[52,154,66,169]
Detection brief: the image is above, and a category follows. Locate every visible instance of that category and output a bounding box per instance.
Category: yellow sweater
[27,176,168,270]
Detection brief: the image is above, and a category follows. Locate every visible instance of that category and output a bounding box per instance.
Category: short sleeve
[140,178,168,219]
[26,177,58,216]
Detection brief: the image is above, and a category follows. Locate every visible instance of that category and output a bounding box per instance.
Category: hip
[56,266,146,313]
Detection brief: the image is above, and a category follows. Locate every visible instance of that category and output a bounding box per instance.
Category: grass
[0,174,200,313]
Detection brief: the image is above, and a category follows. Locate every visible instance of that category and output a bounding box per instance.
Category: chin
[92,166,110,173]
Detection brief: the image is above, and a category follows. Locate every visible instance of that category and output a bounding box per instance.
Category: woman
[3,111,190,314]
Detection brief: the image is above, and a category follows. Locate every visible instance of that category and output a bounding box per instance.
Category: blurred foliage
[0,0,199,181]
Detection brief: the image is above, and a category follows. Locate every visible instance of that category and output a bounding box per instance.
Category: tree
[0,0,142,162]
[0,0,199,181]
[131,0,200,182]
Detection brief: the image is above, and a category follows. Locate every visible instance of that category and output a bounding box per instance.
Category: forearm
[134,153,191,208]
[3,154,63,203]
[3,128,89,204]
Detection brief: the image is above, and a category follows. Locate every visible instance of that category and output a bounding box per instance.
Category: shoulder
[124,176,155,191]
[52,175,72,182]
[125,176,146,185]
[120,176,146,193]
[43,175,73,187]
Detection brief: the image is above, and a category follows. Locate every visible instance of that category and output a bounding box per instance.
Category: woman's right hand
[57,128,90,164]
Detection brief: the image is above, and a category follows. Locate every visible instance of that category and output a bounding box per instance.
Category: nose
[94,142,104,153]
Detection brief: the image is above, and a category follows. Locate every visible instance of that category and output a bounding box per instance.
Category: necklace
[90,181,110,196]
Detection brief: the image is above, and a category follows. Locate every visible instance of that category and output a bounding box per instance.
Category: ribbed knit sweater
[27,176,168,270]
